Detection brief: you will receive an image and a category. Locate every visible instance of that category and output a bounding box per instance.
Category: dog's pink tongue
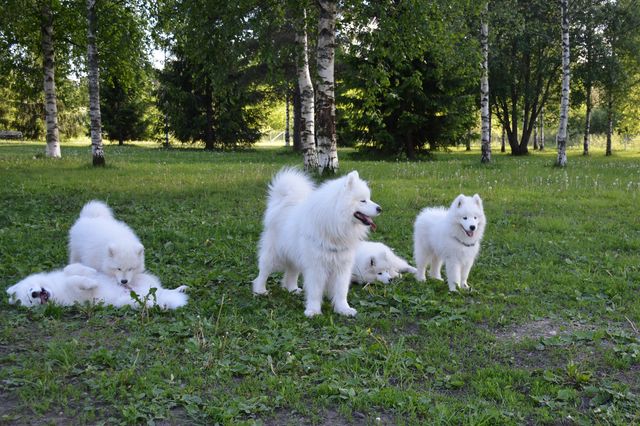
[370,221,377,232]
[465,229,474,237]
[39,290,49,304]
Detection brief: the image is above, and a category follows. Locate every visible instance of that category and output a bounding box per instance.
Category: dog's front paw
[252,280,268,295]
[459,282,470,290]
[414,273,427,282]
[175,285,189,293]
[304,308,322,317]
[334,306,357,317]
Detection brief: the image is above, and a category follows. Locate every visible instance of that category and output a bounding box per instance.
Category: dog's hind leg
[281,267,301,294]
[429,256,443,281]
[414,247,428,282]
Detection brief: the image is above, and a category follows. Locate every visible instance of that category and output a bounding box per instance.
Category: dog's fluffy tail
[268,168,314,203]
[79,200,113,219]
[264,168,314,225]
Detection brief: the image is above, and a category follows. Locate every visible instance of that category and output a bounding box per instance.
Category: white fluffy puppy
[413,194,486,291]
[351,241,417,284]
[68,200,144,287]
[253,168,381,317]
[6,263,188,309]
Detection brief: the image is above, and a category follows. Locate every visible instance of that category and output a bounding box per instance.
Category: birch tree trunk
[41,2,61,158]
[480,2,491,163]
[583,82,592,155]
[556,0,570,167]
[285,89,290,147]
[539,107,545,150]
[293,84,301,151]
[316,0,338,174]
[87,0,105,166]
[296,9,318,171]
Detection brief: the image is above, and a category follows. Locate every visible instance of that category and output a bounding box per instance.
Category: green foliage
[1,142,640,423]
[155,0,266,149]
[339,0,480,158]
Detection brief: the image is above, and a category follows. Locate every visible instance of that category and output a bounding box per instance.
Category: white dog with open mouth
[253,168,381,317]
[6,263,188,309]
[351,241,417,284]
[413,194,486,291]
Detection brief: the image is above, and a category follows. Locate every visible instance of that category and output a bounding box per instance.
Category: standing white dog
[252,168,381,317]
[413,194,486,291]
[351,241,417,284]
[68,200,145,287]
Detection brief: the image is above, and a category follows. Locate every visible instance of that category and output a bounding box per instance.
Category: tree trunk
[316,0,338,174]
[41,2,61,158]
[293,83,301,151]
[583,81,592,155]
[606,96,613,156]
[533,118,539,150]
[501,127,506,153]
[204,84,214,150]
[556,0,570,167]
[539,108,545,150]
[480,2,491,163]
[285,89,290,147]
[296,9,318,171]
[87,0,105,166]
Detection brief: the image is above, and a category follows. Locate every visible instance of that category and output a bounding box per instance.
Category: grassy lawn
[1,140,639,424]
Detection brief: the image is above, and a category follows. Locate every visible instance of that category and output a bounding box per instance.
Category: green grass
[1,140,639,424]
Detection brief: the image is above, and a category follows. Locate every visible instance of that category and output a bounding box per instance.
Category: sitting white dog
[351,241,417,284]
[6,263,188,309]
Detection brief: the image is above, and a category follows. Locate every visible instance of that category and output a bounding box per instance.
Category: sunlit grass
[1,139,639,424]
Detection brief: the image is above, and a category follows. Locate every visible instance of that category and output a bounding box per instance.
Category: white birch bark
[480,2,491,163]
[556,0,570,167]
[316,0,338,173]
[296,9,318,171]
[41,2,61,158]
[539,107,545,150]
[583,83,592,155]
[87,0,105,166]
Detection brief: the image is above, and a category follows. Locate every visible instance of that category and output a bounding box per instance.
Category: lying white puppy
[351,241,417,284]
[6,263,188,309]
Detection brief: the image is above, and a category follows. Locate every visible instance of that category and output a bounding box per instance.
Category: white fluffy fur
[68,200,145,286]
[6,263,188,309]
[413,194,486,291]
[352,241,417,284]
[252,168,381,317]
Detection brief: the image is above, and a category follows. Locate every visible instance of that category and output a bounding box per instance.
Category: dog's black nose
[121,279,128,284]
[470,225,476,231]
[31,291,40,298]
[376,206,382,213]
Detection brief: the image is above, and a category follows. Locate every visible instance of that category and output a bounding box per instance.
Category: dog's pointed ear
[108,244,116,258]
[346,171,359,188]
[454,194,465,209]
[472,194,483,207]
[136,244,144,257]
[370,256,376,267]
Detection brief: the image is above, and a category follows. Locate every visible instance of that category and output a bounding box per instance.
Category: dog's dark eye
[463,217,468,220]
[31,291,40,298]
[360,200,366,203]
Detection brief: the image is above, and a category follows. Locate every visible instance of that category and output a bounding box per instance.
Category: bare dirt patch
[494,318,597,342]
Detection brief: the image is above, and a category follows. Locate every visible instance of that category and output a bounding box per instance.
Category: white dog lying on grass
[351,241,417,284]
[6,263,188,309]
